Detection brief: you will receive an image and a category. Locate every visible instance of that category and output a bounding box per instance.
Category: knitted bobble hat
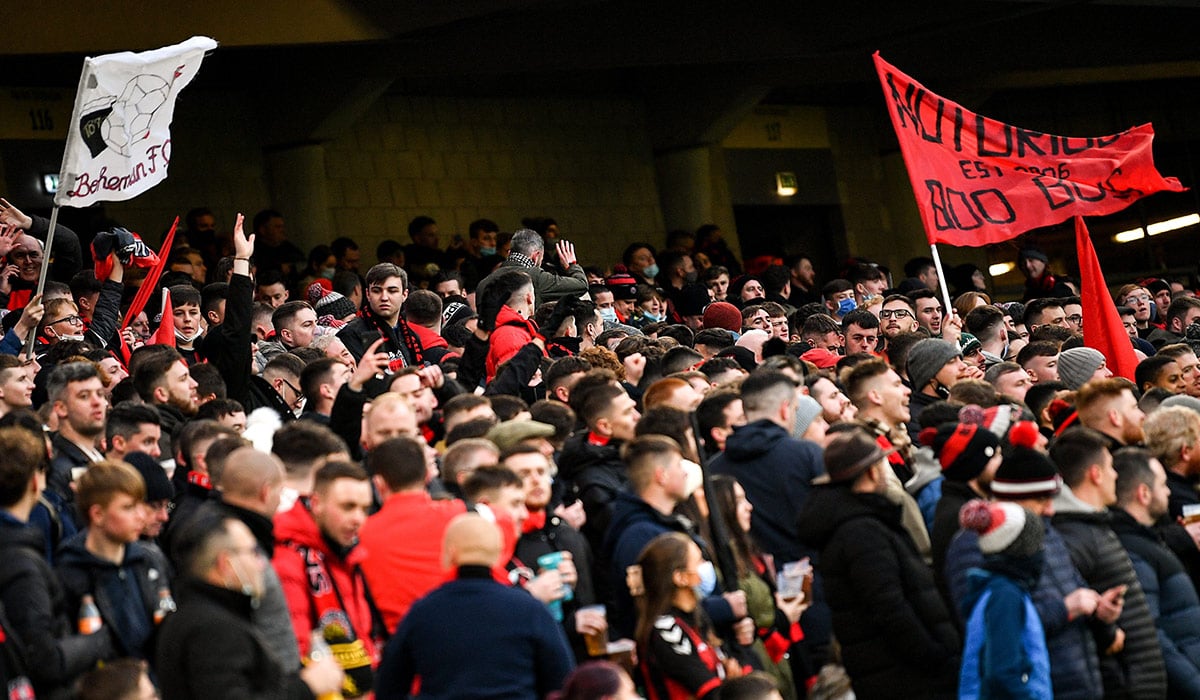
[930,422,1001,482]
[959,500,1043,557]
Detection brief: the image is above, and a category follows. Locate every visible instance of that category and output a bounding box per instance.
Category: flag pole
[23,205,60,356]
[929,242,954,315]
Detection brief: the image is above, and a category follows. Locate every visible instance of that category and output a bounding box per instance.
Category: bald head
[442,513,502,569]
[219,447,285,514]
[13,235,43,283]
[363,392,419,450]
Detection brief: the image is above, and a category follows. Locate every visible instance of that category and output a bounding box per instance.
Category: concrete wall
[320,95,664,269]
[32,92,664,272]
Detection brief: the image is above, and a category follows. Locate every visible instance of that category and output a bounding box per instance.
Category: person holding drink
[711,476,811,699]
[631,532,750,700]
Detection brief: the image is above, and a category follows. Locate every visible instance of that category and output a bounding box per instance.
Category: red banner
[874,53,1185,247]
[1077,217,1138,382]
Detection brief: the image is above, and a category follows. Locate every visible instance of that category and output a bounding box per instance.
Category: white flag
[55,36,217,207]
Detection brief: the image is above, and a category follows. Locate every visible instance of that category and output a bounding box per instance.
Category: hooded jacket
[1110,508,1200,698]
[558,431,628,556]
[796,486,960,700]
[959,563,1052,700]
[945,520,1104,700]
[272,500,382,667]
[54,533,169,661]
[1052,487,1166,700]
[710,419,824,565]
[601,491,734,639]
[0,514,111,698]
[486,304,541,382]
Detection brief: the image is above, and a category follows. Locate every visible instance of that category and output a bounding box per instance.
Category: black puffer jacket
[0,516,111,698]
[796,486,960,700]
[557,432,627,557]
[1052,489,1166,700]
[156,578,312,700]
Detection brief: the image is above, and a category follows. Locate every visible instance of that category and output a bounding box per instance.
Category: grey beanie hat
[907,338,962,392]
[793,395,823,439]
[1058,347,1106,390]
[1161,394,1200,415]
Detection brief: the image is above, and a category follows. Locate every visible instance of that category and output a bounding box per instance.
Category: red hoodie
[486,305,542,382]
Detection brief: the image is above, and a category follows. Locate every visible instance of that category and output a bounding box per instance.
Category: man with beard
[1077,378,1146,450]
[879,295,919,346]
[1111,448,1200,698]
[1051,429,1166,699]
[132,347,200,463]
[46,362,108,527]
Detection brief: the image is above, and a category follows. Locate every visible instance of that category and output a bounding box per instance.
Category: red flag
[150,290,175,347]
[122,217,178,328]
[1077,216,1138,382]
[874,53,1185,247]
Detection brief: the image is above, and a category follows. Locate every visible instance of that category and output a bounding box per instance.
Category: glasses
[48,315,83,327]
[879,309,913,320]
[9,250,41,262]
[280,378,305,407]
[1066,314,1083,325]
[1126,294,1151,303]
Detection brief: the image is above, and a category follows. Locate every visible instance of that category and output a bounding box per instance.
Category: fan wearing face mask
[37,255,125,354]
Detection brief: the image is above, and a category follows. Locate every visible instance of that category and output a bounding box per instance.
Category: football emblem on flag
[78,73,172,158]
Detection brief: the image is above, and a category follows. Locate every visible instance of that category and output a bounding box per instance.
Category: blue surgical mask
[696,560,717,597]
[320,267,335,280]
[599,307,618,323]
[643,311,663,323]
[479,246,497,257]
[642,263,660,279]
[837,298,857,315]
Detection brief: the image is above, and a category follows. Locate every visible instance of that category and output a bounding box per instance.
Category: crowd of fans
[2,198,1200,699]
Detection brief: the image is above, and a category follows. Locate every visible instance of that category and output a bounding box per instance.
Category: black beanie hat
[124,451,175,502]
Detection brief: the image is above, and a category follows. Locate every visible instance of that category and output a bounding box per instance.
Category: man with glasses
[1117,284,1156,339]
[245,353,306,423]
[36,256,124,352]
[880,295,919,343]
[1062,296,1084,333]
[0,197,84,312]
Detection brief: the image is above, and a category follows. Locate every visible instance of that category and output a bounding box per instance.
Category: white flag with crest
[56,36,217,207]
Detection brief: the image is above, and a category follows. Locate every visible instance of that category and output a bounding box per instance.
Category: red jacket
[272,500,381,666]
[486,305,541,382]
[359,491,467,631]
[409,322,449,351]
